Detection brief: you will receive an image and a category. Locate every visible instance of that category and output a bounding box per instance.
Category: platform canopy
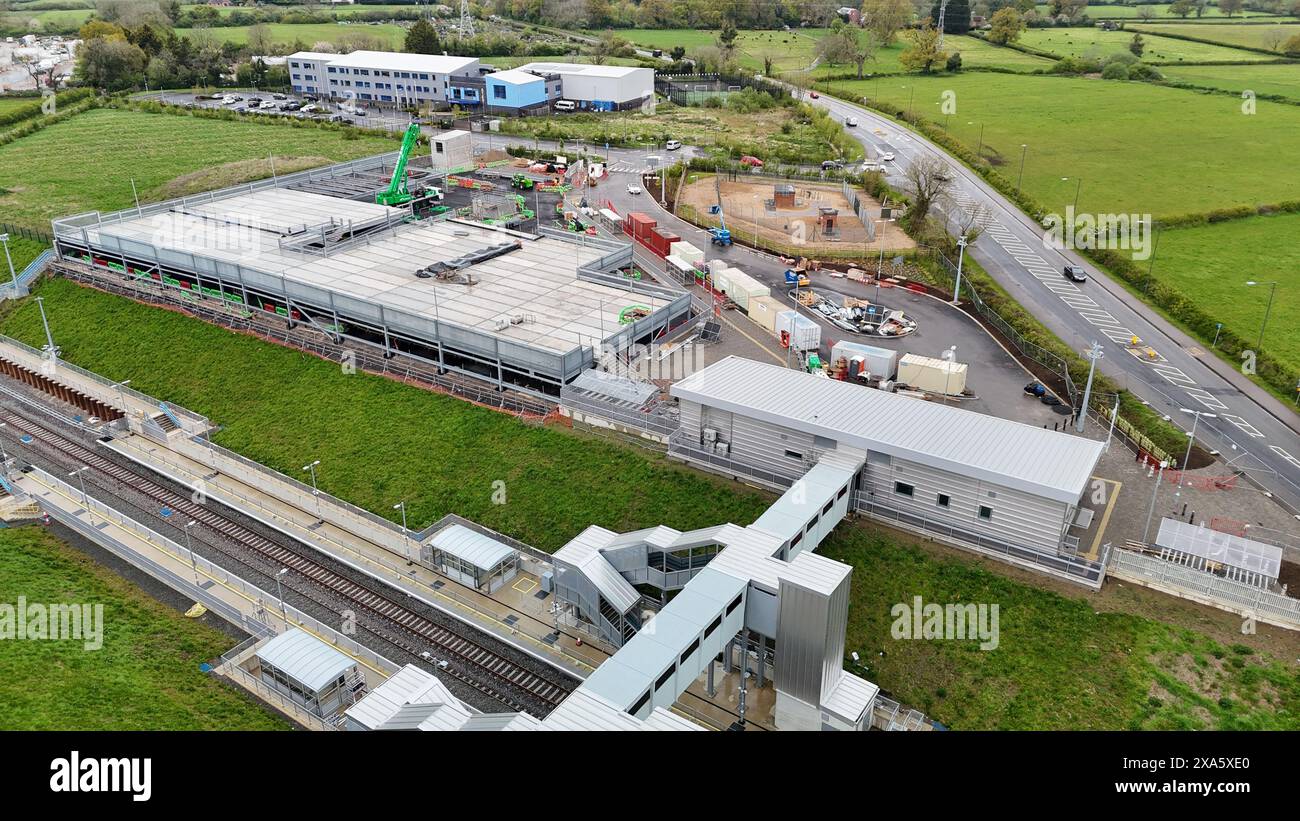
[255,628,355,693]
[429,524,517,573]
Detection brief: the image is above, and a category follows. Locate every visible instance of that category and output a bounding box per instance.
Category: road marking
[1271,446,1300,469]
[1223,414,1266,438]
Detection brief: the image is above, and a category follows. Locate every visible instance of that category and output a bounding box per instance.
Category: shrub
[1101,62,1130,80]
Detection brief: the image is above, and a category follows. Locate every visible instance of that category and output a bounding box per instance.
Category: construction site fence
[1091,404,1175,467]
[1109,547,1300,631]
[0,221,52,246]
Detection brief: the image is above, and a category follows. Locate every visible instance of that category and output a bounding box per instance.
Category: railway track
[1,406,575,716]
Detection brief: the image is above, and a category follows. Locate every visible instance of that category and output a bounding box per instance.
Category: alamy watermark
[0,596,104,651]
[891,595,1000,651]
[1043,207,1154,261]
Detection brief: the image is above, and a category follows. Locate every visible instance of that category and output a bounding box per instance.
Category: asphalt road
[804,91,1300,517]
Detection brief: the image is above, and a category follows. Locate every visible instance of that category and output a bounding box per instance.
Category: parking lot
[149,90,425,133]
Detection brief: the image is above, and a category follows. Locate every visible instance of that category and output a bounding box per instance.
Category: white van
[553,100,576,112]
[665,139,682,151]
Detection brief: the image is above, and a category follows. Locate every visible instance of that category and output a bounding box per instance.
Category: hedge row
[0,88,94,129]
[0,97,99,150]
[1156,198,1300,229]
[1128,25,1299,58]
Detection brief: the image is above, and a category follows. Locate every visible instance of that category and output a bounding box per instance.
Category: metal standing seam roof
[254,628,356,693]
[750,452,862,544]
[344,664,471,730]
[322,50,479,75]
[1155,518,1283,579]
[430,524,517,573]
[517,62,651,79]
[672,356,1104,505]
[487,68,544,85]
[822,671,879,726]
[554,525,641,615]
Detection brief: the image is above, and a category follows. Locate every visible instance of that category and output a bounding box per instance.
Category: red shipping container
[627,212,656,239]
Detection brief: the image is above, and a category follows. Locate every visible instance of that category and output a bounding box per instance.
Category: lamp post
[69,465,93,524]
[1245,280,1277,351]
[0,233,17,297]
[0,421,9,472]
[1142,460,1169,544]
[111,379,131,416]
[1017,144,1028,192]
[394,501,411,560]
[1061,176,1082,213]
[35,295,57,358]
[302,459,321,513]
[183,520,200,585]
[952,234,967,303]
[1175,408,1217,497]
[941,345,957,404]
[1076,341,1104,433]
[275,567,290,628]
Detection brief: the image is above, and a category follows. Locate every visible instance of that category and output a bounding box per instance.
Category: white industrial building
[421,524,519,593]
[514,62,655,110]
[669,356,1108,586]
[254,628,363,718]
[288,50,481,106]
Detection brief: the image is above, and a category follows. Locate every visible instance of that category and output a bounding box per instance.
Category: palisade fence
[1109,548,1300,631]
[926,247,1078,405]
[0,221,51,245]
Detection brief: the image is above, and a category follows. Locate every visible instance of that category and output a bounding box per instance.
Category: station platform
[102,432,611,678]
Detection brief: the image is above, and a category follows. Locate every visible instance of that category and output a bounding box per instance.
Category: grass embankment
[0,107,396,229]
[0,525,290,730]
[5,278,1299,729]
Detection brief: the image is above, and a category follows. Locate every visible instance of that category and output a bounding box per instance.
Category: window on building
[680,638,699,665]
[822,499,833,515]
[785,449,802,460]
[979,505,993,521]
[937,493,950,508]
[725,595,742,616]
[895,482,914,498]
[655,665,675,691]
[630,690,650,714]
[837,485,847,499]
[493,85,507,99]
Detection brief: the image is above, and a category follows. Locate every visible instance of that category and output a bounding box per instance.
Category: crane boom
[376,123,422,206]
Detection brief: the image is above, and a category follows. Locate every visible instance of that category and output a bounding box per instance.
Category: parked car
[299,104,318,113]
[665,139,682,151]
[258,100,277,110]
[627,184,643,195]
[1064,265,1088,283]
[272,93,286,100]
[821,160,844,171]
[282,101,302,111]
[328,113,351,123]
[740,155,764,168]
[220,96,238,105]
[845,116,858,127]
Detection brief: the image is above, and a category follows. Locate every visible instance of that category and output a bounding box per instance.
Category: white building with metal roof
[254,628,361,718]
[289,50,480,105]
[515,62,654,110]
[671,356,1108,586]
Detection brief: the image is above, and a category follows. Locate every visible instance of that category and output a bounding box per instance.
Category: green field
[1036,2,1285,17]
[0,525,290,730]
[1133,21,1300,51]
[177,21,409,49]
[607,28,1054,75]
[821,72,1300,217]
[1017,26,1275,62]
[1136,212,1300,366]
[3,278,1298,729]
[0,97,39,115]
[0,108,396,229]
[1160,62,1300,98]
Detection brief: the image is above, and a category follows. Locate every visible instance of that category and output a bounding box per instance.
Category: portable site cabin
[831,340,898,381]
[898,353,967,396]
[776,311,820,351]
[719,267,769,312]
[747,295,786,333]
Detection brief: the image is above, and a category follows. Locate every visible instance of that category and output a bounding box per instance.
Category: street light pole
[35,296,57,358]
[941,345,957,404]
[275,567,290,628]
[1245,280,1277,351]
[1142,461,1169,543]
[1017,144,1028,192]
[0,233,17,297]
[394,501,412,560]
[183,520,199,585]
[1076,341,1104,433]
[1175,408,1216,497]
[952,234,967,303]
[302,459,321,514]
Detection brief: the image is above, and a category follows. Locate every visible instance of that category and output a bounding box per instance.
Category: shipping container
[625,212,656,239]
[898,353,967,395]
[830,340,899,380]
[644,228,680,257]
[707,258,728,276]
[710,266,732,297]
[776,310,820,351]
[747,295,785,333]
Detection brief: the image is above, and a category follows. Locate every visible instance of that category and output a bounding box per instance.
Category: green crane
[376,123,423,206]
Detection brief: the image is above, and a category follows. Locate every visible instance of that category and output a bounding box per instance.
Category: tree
[1167,0,1193,15]
[946,51,962,72]
[79,20,126,42]
[1129,32,1145,57]
[405,18,441,54]
[588,30,630,65]
[670,45,686,61]
[987,7,1024,44]
[1136,5,1155,21]
[929,0,972,34]
[861,0,913,46]
[1219,0,1243,16]
[717,20,738,62]
[1284,33,1300,57]
[902,155,954,229]
[75,37,148,91]
[246,23,273,56]
[899,22,948,74]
